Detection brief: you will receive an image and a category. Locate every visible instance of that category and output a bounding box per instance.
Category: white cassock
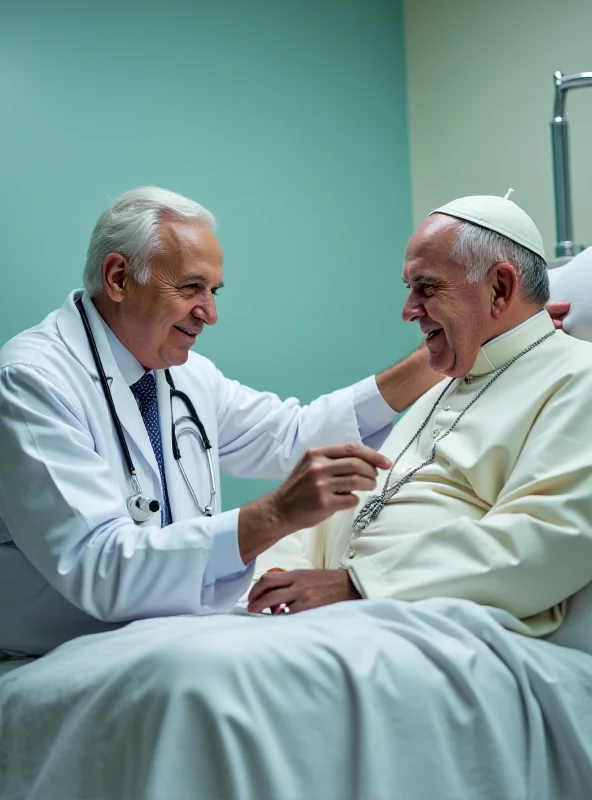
[2,308,592,799]
[257,312,592,636]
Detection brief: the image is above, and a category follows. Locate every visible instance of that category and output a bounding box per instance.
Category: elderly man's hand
[546,301,571,329]
[248,569,361,614]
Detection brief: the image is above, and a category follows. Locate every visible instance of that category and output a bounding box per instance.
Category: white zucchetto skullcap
[430,189,546,261]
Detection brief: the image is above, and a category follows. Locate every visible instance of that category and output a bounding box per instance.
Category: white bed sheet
[1,597,591,800]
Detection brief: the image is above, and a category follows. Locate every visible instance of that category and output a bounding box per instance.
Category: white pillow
[546,249,592,653]
[549,247,592,342]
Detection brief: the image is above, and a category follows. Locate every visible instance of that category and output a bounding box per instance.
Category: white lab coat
[0,290,395,655]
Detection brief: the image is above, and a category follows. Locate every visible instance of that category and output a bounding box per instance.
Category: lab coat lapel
[56,290,100,378]
[108,370,161,485]
[56,290,161,485]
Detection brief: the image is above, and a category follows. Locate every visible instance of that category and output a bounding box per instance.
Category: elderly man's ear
[489,262,519,319]
[102,253,128,303]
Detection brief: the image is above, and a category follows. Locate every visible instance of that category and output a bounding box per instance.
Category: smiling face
[107,216,224,370]
[402,215,497,377]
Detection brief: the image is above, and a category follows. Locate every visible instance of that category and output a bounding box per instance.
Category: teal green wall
[403,0,592,255]
[0,0,413,509]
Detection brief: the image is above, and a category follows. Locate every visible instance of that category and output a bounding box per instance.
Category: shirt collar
[469,310,554,377]
[85,296,147,386]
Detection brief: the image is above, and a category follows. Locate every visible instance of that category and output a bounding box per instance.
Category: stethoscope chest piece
[128,493,160,523]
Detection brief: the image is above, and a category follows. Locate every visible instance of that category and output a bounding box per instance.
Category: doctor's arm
[214,354,433,483]
[375,346,442,412]
[0,365,388,621]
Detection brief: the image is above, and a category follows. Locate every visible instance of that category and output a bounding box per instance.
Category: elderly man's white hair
[450,222,550,306]
[83,187,216,297]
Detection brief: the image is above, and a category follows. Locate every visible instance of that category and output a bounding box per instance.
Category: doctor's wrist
[376,346,443,412]
[238,495,294,564]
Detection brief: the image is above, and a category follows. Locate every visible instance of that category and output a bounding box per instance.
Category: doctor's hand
[271,443,391,531]
[546,301,570,329]
[238,443,391,564]
[247,568,361,614]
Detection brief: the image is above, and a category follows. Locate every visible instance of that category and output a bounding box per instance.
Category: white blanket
[1,598,591,800]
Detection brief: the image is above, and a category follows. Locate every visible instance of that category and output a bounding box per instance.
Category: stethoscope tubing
[76,297,136,477]
[164,373,212,451]
[75,296,215,519]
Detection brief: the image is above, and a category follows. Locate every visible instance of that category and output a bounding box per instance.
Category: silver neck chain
[352,330,555,534]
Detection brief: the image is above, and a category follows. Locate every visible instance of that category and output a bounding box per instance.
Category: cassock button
[348,549,356,559]
[433,429,441,438]
[443,404,451,411]
[465,375,474,384]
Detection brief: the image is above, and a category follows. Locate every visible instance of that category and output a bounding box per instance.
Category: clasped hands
[248,568,361,614]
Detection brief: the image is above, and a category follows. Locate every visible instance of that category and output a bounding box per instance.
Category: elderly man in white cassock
[250,193,592,642]
[3,193,592,800]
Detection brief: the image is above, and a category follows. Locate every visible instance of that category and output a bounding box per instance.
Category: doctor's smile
[172,321,205,340]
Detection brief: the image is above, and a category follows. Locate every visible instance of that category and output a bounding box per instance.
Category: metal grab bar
[551,71,592,259]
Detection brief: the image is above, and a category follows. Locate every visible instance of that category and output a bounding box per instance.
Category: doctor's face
[401,215,494,378]
[120,217,223,370]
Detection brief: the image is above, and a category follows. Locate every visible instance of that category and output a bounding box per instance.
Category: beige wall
[404,0,592,259]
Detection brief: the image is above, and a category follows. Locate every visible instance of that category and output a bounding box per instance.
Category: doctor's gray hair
[83,187,216,296]
[449,220,550,306]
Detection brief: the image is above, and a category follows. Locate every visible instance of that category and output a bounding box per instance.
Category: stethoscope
[76,298,217,523]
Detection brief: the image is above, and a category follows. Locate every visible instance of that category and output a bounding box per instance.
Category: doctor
[0,186,448,656]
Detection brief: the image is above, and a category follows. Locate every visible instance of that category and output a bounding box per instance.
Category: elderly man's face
[119,217,223,370]
[402,215,495,377]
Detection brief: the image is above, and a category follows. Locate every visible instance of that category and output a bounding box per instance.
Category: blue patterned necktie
[130,373,172,526]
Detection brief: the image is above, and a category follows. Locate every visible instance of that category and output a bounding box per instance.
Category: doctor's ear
[102,253,129,303]
[489,262,518,319]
